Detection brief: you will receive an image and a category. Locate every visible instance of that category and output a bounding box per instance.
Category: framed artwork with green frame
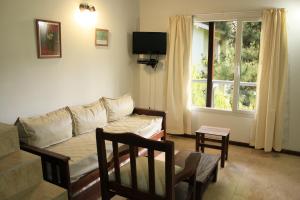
[95,28,109,46]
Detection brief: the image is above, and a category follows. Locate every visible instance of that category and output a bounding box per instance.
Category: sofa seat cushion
[46,131,96,182]
[104,114,163,138]
[109,157,183,197]
[46,131,126,182]
[46,114,163,182]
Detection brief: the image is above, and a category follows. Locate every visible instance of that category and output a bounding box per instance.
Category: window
[192,19,261,112]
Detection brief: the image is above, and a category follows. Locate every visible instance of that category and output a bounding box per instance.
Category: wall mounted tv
[132,32,167,55]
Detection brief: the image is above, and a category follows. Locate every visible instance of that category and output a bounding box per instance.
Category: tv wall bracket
[137,55,159,69]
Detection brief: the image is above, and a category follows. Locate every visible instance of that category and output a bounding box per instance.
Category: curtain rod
[193,10,262,16]
[193,10,262,21]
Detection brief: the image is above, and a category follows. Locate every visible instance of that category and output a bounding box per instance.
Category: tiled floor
[112,135,300,200]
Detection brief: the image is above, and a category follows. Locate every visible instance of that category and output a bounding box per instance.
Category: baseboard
[281,149,300,157]
[228,140,251,147]
[178,134,195,139]
[170,133,300,157]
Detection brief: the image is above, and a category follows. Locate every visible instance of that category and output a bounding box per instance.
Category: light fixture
[75,3,97,27]
[79,3,96,12]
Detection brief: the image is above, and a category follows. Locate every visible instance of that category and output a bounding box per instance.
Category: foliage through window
[192,20,261,111]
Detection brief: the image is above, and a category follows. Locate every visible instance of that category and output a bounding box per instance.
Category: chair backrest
[96,128,175,200]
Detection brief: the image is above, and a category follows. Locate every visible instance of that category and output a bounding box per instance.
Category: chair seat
[109,157,183,197]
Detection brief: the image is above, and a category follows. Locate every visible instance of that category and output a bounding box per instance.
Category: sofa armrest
[133,107,166,117]
[133,107,167,140]
[21,143,70,161]
[174,152,201,183]
[20,143,71,193]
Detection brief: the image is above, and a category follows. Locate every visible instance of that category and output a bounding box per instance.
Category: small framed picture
[35,19,62,58]
[95,28,109,46]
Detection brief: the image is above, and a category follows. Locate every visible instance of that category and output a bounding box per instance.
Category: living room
[0,0,299,200]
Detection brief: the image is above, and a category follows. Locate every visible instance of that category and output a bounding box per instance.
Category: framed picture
[95,29,109,46]
[35,19,62,58]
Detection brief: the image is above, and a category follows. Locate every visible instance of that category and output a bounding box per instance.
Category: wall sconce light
[75,3,97,26]
[79,3,96,12]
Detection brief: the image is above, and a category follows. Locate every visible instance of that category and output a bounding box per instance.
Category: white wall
[0,0,139,123]
[138,0,300,151]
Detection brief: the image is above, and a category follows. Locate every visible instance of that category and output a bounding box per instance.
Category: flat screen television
[133,32,167,55]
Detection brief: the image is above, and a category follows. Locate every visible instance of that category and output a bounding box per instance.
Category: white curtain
[251,9,288,152]
[165,16,193,135]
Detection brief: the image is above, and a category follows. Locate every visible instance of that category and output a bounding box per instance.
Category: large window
[192,19,261,112]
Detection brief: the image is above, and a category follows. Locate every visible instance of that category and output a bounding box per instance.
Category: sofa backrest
[17,94,135,148]
[68,100,107,136]
[102,94,134,122]
[17,107,73,148]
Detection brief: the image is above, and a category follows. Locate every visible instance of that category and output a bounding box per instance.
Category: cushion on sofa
[68,100,107,136]
[103,94,134,122]
[46,131,127,182]
[104,114,163,138]
[46,114,163,182]
[18,108,72,148]
[109,157,183,196]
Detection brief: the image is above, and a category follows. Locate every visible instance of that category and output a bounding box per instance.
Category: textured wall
[0,0,139,123]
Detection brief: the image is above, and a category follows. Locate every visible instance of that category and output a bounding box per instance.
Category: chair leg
[100,181,112,200]
[195,182,204,200]
[187,175,196,200]
[212,165,218,182]
[101,194,110,200]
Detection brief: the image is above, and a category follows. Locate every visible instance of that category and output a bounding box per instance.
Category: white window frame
[192,11,262,115]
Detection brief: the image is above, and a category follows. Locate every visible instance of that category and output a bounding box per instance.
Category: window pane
[239,21,261,111]
[192,81,207,107]
[192,22,209,107]
[212,21,236,110]
[192,20,260,111]
[212,81,233,110]
[239,86,256,111]
[213,21,236,81]
[192,22,209,80]
[240,22,261,83]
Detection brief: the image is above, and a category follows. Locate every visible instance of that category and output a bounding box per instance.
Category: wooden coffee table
[195,125,230,168]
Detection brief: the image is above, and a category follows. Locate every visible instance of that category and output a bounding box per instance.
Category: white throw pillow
[103,95,134,122]
[68,100,107,136]
[18,108,72,148]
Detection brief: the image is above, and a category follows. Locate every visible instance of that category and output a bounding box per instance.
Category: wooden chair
[96,128,201,200]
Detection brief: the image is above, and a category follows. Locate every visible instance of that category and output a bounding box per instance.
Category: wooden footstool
[195,125,230,168]
[175,151,220,200]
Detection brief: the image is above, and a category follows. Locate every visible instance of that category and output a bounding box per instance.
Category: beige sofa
[17,95,166,200]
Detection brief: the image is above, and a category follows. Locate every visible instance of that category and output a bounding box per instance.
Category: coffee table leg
[221,136,226,168]
[200,133,205,153]
[225,134,229,160]
[196,133,200,152]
